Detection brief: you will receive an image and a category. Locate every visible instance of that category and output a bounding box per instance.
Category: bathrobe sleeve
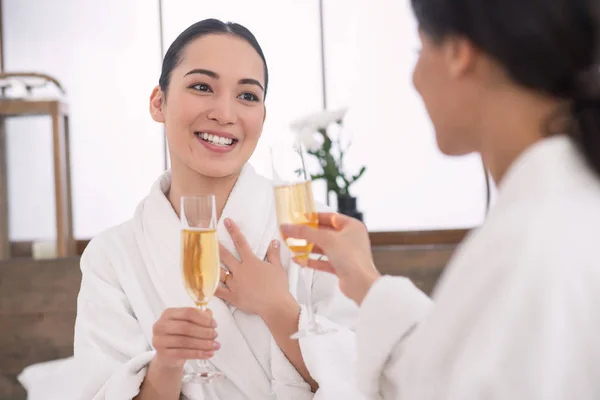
[71,237,155,400]
[356,276,433,399]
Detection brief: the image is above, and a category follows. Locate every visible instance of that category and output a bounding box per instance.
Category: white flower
[290,107,349,152]
[297,128,321,152]
[290,107,349,134]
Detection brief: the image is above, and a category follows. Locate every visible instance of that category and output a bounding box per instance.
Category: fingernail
[212,319,218,328]
[214,341,221,350]
[213,330,219,339]
[224,218,231,229]
[272,239,280,249]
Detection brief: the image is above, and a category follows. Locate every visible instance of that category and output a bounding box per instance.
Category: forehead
[177,34,265,84]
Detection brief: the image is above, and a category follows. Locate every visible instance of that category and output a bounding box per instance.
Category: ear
[149,86,165,123]
[444,36,478,79]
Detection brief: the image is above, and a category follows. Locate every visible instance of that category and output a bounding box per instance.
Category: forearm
[261,295,319,391]
[134,357,183,400]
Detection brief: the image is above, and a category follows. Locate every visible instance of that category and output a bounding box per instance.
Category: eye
[190,83,212,92]
[238,92,259,102]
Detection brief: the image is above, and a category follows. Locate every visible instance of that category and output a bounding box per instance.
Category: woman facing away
[283,0,600,399]
[71,19,359,400]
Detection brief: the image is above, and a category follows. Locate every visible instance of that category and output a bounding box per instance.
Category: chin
[434,130,474,156]
[192,162,242,179]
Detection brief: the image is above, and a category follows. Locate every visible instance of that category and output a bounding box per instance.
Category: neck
[167,159,240,220]
[478,87,563,185]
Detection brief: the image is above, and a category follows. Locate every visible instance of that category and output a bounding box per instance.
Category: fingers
[155,334,220,352]
[293,257,336,274]
[316,212,352,229]
[163,307,216,328]
[214,286,234,303]
[219,244,240,272]
[265,239,281,266]
[280,222,331,252]
[310,244,325,255]
[162,349,215,360]
[154,308,221,365]
[219,268,231,284]
[154,320,217,340]
[224,218,253,261]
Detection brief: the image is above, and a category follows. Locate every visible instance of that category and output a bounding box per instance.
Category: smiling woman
[67,18,360,400]
[150,20,269,199]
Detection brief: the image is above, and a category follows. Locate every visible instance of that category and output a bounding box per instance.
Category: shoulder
[83,220,136,257]
[454,193,600,313]
[80,219,136,278]
[522,195,600,265]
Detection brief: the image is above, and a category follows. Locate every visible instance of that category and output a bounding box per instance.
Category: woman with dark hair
[71,19,358,400]
[283,0,600,398]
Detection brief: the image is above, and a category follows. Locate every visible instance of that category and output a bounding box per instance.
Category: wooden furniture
[0,72,75,259]
[0,257,81,400]
[373,244,455,294]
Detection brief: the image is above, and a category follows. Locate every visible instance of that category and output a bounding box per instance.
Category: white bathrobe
[70,164,360,400]
[357,136,600,399]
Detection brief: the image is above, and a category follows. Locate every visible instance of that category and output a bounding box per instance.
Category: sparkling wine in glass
[270,141,337,338]
[180,195,224,383]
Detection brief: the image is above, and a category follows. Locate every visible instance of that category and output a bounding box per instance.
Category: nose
[206,94,237,125]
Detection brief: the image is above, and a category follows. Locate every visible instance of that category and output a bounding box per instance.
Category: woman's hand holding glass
[281,212,381,305]
[152,307,219,370]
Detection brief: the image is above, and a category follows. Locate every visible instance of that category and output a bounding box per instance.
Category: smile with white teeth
[196,132,235,147]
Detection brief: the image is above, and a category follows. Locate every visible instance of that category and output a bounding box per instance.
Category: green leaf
[351,166,367,182]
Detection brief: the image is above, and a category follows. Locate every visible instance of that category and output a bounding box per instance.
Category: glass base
[182,369,224,384]
[290,323,338,339]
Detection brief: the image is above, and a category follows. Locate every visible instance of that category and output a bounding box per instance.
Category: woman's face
[150,33,266,178]
[412,29,482,156]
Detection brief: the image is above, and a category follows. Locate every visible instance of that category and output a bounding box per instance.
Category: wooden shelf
[0,98,68,117]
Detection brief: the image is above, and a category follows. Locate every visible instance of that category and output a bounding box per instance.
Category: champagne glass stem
[195,304,211,372]
[302,267,317,329]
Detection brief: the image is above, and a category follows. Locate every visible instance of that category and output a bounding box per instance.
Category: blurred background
[1,0,495,247]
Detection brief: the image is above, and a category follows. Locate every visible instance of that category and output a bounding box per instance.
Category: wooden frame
[0,0,7,259]
[0,98,75,259]
[370,229,470,246]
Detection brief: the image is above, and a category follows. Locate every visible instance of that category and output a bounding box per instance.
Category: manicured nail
[214,341,221,350]
[212,319,218,328]
[272,239,280,249]
[224,218,232,229]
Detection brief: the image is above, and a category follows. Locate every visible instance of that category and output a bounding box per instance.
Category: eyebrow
[184,68,264,92]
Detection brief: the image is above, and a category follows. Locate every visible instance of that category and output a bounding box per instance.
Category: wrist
[260,293,299,325]
[351,268,381,305]
[151,355,185,375]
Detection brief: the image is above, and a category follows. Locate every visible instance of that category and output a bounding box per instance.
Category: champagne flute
[270,140,337,338]
[180,195,224,383]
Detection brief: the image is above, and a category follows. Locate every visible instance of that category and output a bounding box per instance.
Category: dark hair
[411,0,600,177]
[158,18,269,98]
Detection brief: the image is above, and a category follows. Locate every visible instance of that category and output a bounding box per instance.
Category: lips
[194,131,239,154]
[195,132,238,147]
